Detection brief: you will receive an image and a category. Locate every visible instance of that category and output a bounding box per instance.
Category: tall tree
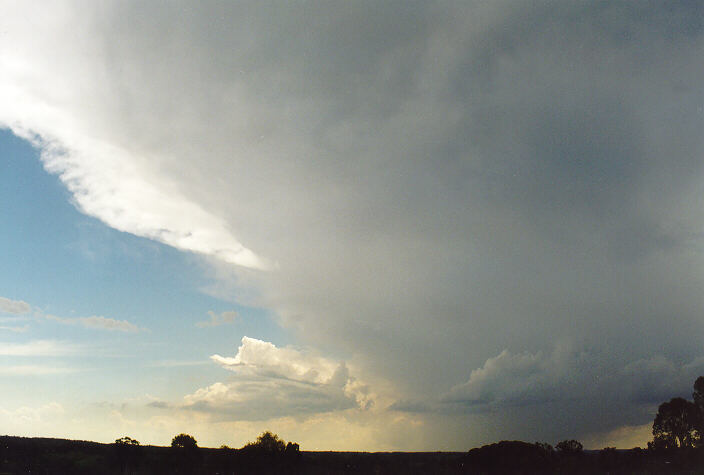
[652,397,699,448]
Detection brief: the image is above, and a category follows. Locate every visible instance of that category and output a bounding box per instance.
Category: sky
[0,0,703,451]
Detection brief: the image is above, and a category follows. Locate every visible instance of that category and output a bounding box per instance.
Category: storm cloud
[1,0,703,448]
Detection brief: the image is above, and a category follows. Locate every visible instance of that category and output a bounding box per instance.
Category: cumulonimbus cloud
[1,0,703,448]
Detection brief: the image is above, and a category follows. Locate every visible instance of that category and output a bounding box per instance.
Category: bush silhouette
[114,436,140,446]
[465,440,555,471]
[556,439,583,454]
[171,433,198,450]
[242,431,285,454]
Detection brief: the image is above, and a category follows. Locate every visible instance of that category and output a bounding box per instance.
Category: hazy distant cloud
[0,296,142,332]
[0,340,80,356]
[42,313,141,333]
[147,360,211,368]
[79,315,140,332]
[0,325,29,333]
[0,402,64,424]
[146,400,171,409]
[0,297,31,315]
[181,337,373,420]
[583,422,653,450]
[195,310,237,328]
[0,364,76,375]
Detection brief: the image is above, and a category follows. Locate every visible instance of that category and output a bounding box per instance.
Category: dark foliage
[3,434,704,474]
[694,376,704,410]
[464,440,555,472]
[652,397,700,448]
[113,436,142,474]
[170,433,198,450]
[556,439,583,454]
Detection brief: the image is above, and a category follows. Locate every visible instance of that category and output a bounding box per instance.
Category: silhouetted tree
[115,436,140,446]
[534,442,553,453]
[693,376,704,411]
[171,433,198,450]
[238,431,302,472]
[648,437,675,451]
[652,397,699,448]
[243,431,285,454]
[113,436,142,473]
[555,439,583,454]
[169,433,200,474]
[285,441,300,455]
[284,441,301,464]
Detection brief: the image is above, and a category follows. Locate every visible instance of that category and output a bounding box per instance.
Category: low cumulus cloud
[178,337,373,420]
[1,0,703,447]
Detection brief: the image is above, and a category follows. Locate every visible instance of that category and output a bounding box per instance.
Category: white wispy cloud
[195,310,237,328]
[0,296,31,315]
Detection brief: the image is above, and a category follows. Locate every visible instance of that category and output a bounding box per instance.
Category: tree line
[113,430,301,474]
